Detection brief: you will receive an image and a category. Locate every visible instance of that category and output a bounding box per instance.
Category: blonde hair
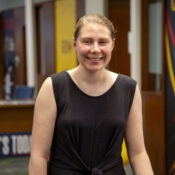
[74,14,116,41]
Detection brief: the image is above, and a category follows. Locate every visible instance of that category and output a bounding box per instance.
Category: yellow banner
[165,27,175,95]
[54,0,77,72]
[171,0,175,11]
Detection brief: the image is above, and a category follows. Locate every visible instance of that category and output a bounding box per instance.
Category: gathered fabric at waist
[47,154,125,175]
[47,122,126,175]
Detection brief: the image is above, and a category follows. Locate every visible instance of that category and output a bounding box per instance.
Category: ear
[111,38,115,51]
[72,37,77,49]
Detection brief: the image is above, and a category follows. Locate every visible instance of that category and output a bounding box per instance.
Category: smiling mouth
[86,57,103,61]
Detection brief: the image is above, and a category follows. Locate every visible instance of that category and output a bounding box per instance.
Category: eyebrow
[81,37,110,40]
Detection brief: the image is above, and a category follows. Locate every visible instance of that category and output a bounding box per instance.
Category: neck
[72,65,108,84]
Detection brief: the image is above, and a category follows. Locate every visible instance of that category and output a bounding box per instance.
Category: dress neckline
[64,71,120,99]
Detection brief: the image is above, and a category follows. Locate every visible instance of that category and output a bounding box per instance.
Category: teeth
[87,57,102,61]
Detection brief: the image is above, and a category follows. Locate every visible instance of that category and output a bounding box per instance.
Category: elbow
[28,153,48,175]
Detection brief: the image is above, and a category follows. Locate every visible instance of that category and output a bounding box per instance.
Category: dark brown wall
[35,1,55,89]
[0,8,26,99]
[0,104,34,132]
[141,0,166,174]
[108,1,130,76]
[108,0,166,174]
[76,0,85,20]
[14,7,26,85]
[142,92,166,175]
[0,14,4,99]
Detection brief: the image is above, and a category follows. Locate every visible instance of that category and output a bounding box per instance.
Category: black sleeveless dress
[48,71,136,175]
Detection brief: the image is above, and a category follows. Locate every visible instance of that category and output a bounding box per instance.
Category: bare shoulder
[39,77,52,92]
[30,77,57,159]
[35,77,56,109]
[67,68,77,74]
[107,70,118,81]
[133,85,142,104]
[33,77,57,131]
[37,77,53,97]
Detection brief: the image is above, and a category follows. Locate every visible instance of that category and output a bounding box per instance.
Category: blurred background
[0,0,175,175]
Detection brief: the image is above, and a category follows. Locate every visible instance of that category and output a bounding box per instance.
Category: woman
[29,14,154,175]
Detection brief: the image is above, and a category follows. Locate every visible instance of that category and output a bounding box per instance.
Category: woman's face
[73,23,114,72]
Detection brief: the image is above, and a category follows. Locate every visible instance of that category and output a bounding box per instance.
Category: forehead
[78,23,111,39]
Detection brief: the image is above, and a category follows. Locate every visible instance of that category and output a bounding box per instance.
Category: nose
[91,42,100,53]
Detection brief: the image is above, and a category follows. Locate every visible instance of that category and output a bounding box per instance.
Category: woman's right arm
[29,77,57,175]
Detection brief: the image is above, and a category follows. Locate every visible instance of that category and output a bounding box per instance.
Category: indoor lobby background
[0,0,175,175]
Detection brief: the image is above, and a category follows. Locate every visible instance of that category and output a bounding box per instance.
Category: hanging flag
[3,10,15,99]
[165,0,175,174]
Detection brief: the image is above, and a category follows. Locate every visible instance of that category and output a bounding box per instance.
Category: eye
[82,39,92,45]
[99,40,108,45]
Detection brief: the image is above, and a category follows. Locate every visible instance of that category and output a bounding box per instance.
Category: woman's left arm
[125,85,154,175]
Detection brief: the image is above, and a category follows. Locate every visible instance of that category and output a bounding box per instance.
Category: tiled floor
[0,156,29,175]
[0,156,133,175]
[124,164,134,175]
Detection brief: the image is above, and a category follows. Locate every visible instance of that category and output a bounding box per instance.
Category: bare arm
[29,77,57,175]
[125,85,154,175]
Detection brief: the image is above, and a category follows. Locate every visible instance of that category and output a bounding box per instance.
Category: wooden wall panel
[76,0,85,20]
[0,14,4,99]
[108,1,130,76]
[141,0,149,90]
[141,0,166,174]
[142,92,166,175]
[0,104,34,132]
[0,8,26,99]
[35,1,55,89]
[43,2,55,76]
[14,7,26,85]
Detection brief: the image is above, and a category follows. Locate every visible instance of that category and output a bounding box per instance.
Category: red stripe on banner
[169,162,175,175]
[173,115,175,122]
[166,12,175,48]
[4,19,14,31]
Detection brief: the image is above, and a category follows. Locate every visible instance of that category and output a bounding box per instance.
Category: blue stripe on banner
[0,132,31,158]
[166,0,175,174]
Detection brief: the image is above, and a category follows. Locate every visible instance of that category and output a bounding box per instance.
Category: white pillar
[25,0,37,87]
[130,0,141,88]
[85,0,107,16]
